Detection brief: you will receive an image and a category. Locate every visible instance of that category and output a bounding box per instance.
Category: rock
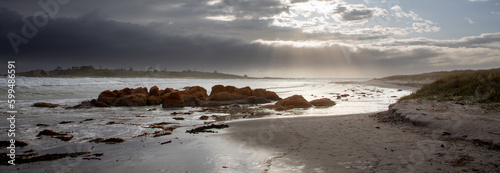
[199,115,210,120]
[162,92,185,108]
[225,85,238,93]
[199,100,222,107]
[254,89,281,100]
[237,86,255,96]
[113,93,148,106]
[65,100,93,109]
[310,98,336,107]
[149,86,161,96]
[245,96,271,104]
[183,86,208,100]
[147,95,162,105]
[161,88,175,95]
[210,85,227,96]
[275,95,312,109]
[97,90,117,105]
[33,102,60,108]
[209,92,247,101]
[89,138,124,144]
[182,95,199,107]
[116,88,132,97]
[131,87,148,95]
[93,101,110,107]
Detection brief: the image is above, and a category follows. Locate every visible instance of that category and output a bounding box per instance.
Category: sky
[1,0,500,78]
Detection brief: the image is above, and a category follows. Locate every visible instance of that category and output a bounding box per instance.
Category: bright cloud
[268,0,439,37]
[206,15,236,21]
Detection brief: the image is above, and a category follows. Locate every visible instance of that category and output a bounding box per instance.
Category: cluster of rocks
[263,95,336,110]
[96,85,281,108]
[33,85,337,110]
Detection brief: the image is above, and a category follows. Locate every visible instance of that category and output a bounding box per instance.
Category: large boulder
[162,92,184,108]
[131,87,148,95]
[183,86,208,100]
[236,86,255,96]
[97,90,117,105]
[147,95,162,105]
[182,95,199,107]
[113,93,148,106]
[275,95,312,109]
[254,89,280,100]
[225,86,238,93]
[210,85,227,96]
[310,98,336,107]
[117,88,132,97]
[161,88,175,95]
[149,86,161,96]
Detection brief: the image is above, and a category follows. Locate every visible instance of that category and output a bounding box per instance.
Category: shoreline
[221,112,499,172]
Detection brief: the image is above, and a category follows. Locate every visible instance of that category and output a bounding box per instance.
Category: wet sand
[223,113,499,172]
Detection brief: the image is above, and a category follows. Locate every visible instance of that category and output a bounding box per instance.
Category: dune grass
[399,68,500,103]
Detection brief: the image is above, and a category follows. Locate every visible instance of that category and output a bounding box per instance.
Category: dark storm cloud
[1,0,499,78]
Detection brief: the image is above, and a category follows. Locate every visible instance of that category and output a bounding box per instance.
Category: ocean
[0,77,411,172]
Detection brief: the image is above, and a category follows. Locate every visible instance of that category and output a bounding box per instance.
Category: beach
[222,111,499,172]
[1,77,498,172]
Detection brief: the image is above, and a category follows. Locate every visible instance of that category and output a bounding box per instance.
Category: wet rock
[93,100,110,107]
[186,124,229,134]
[89,138,125,144]
[183,86,208,100]
[161,88,175,96]
[0,152,90,165]
[254,89,280,100]
[210,85,227,96]
[37,129,68,137]
[97,90,117,105]
[147,95,162,105]
[209,92,247,101]
[149,86,161,96]
[65,100,93,109]
[245,96,271,104]
[33,102,59,108]
[36,129,73,141]
[310,98,336,107]
[182,95,199,107]
[275,95,312,109]
[160,140,172,145]
[173,117,185,120]
[162,92,185,108]
[113,93,148,106]
[0,140,28,148]
[236,86,254,96]
[199,115,210,120]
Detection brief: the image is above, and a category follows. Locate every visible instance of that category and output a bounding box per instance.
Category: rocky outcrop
[275,95,312,109]
[310,98,336,107]
[162,92,185,108]
[149,86,161,96]
[92,85,281,108]
[263,95,337,110]
[113,93,148,106]
[97,90,117,105]
[207,85,281,105]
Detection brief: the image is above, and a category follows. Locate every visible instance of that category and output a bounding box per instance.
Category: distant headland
[16,65,254,79]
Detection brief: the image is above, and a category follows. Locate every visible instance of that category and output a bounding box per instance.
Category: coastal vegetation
[399,68,500,103]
